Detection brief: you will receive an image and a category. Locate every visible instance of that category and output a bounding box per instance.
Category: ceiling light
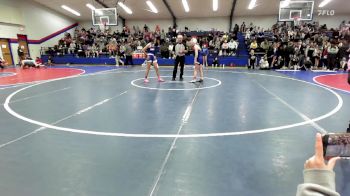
[248,0,257,10]
[118,2,133,14]
[213,0,218,11]
[280,0,290,8]
[182,0,190,12]
[61,5,81,16]
[319,0,332,7]
[86,3,103,15]
[86,3,96,10]
[146,1,158,13]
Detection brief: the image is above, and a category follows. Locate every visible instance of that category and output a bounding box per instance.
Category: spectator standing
[327,43,339,70]
[17,46,24,66]
[124,42,134,66]
[248,49,257,69]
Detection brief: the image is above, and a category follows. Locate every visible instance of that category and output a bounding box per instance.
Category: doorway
[0,38,14,65]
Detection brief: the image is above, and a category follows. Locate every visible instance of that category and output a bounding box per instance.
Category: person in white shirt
[68,41,76,54]
[221,40,229,56]
[172,35,186,81]
[245,30,251,40]
[259,55,269,70]
[228,39,238,56]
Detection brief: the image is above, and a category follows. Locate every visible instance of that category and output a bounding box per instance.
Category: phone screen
[323,133,350,158]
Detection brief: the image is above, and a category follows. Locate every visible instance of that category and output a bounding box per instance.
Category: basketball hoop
[293,16,301,27]
[99,17,110,32]
[99,22,107,32]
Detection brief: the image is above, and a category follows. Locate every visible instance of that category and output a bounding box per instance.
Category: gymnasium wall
[126,14,350,33]
[126,16,275,32]
[232,15,278,30]
[0,0,76,64]
[232,14,350,30]
[0,0,25,38]
[126,19,172,32]
[315,14,350,29]
[177,17,230,32]
[126,17,230,32]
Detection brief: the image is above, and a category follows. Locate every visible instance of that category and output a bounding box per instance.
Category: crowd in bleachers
[245,20,350,71]
[45,24,240,63]
[43,20,350,70]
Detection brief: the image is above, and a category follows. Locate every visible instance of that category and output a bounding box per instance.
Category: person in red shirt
[35,57,43,65]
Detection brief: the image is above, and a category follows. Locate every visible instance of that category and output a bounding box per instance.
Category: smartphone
[323,133,350,159]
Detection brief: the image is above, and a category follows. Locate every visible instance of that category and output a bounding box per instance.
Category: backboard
[92,8,118,26]
[278,1,314,21]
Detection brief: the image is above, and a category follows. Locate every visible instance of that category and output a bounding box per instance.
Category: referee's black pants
[173,56,185,79]
[125,55,133,65]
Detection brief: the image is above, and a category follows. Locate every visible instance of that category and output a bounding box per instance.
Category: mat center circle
[131,76,222,91]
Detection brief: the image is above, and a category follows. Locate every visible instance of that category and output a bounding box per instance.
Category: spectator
[45,21,349,70]
[47,55,53,66]
[68,41,76,54]
[160,29,166,42]
[228,39,238,56]
[240,22,246,32]
[245,29,251,40]
[313,46,321,69]
[243,19,349,70]
[0,57,7,69]
[201,44,209,67]
[302,57,313,70]
[35,57,43,67]
[273,56,284,69]
[327,43,339,70]
[250,40,258,51]
[212,56,219,67]
[291,54,300,70]
[248,49,257,69]
[124,42,134,66]
[17,46,24,65]
[168,40,174,59]
[115,42,125,67]
[215,38,221,51]
[259,55,269,70]
[160,41,169,58]
[260,39,270,53]
[296,133,340,196]
[222,40,229,56]
[107,38,117,57]
[233,24,239,34]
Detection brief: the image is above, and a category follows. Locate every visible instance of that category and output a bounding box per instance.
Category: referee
[172,35,186,81]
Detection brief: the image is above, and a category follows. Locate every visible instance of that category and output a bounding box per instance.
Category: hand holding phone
[304,133,340,170]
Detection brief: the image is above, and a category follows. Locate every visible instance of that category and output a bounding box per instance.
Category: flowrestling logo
[317,10,335,16]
